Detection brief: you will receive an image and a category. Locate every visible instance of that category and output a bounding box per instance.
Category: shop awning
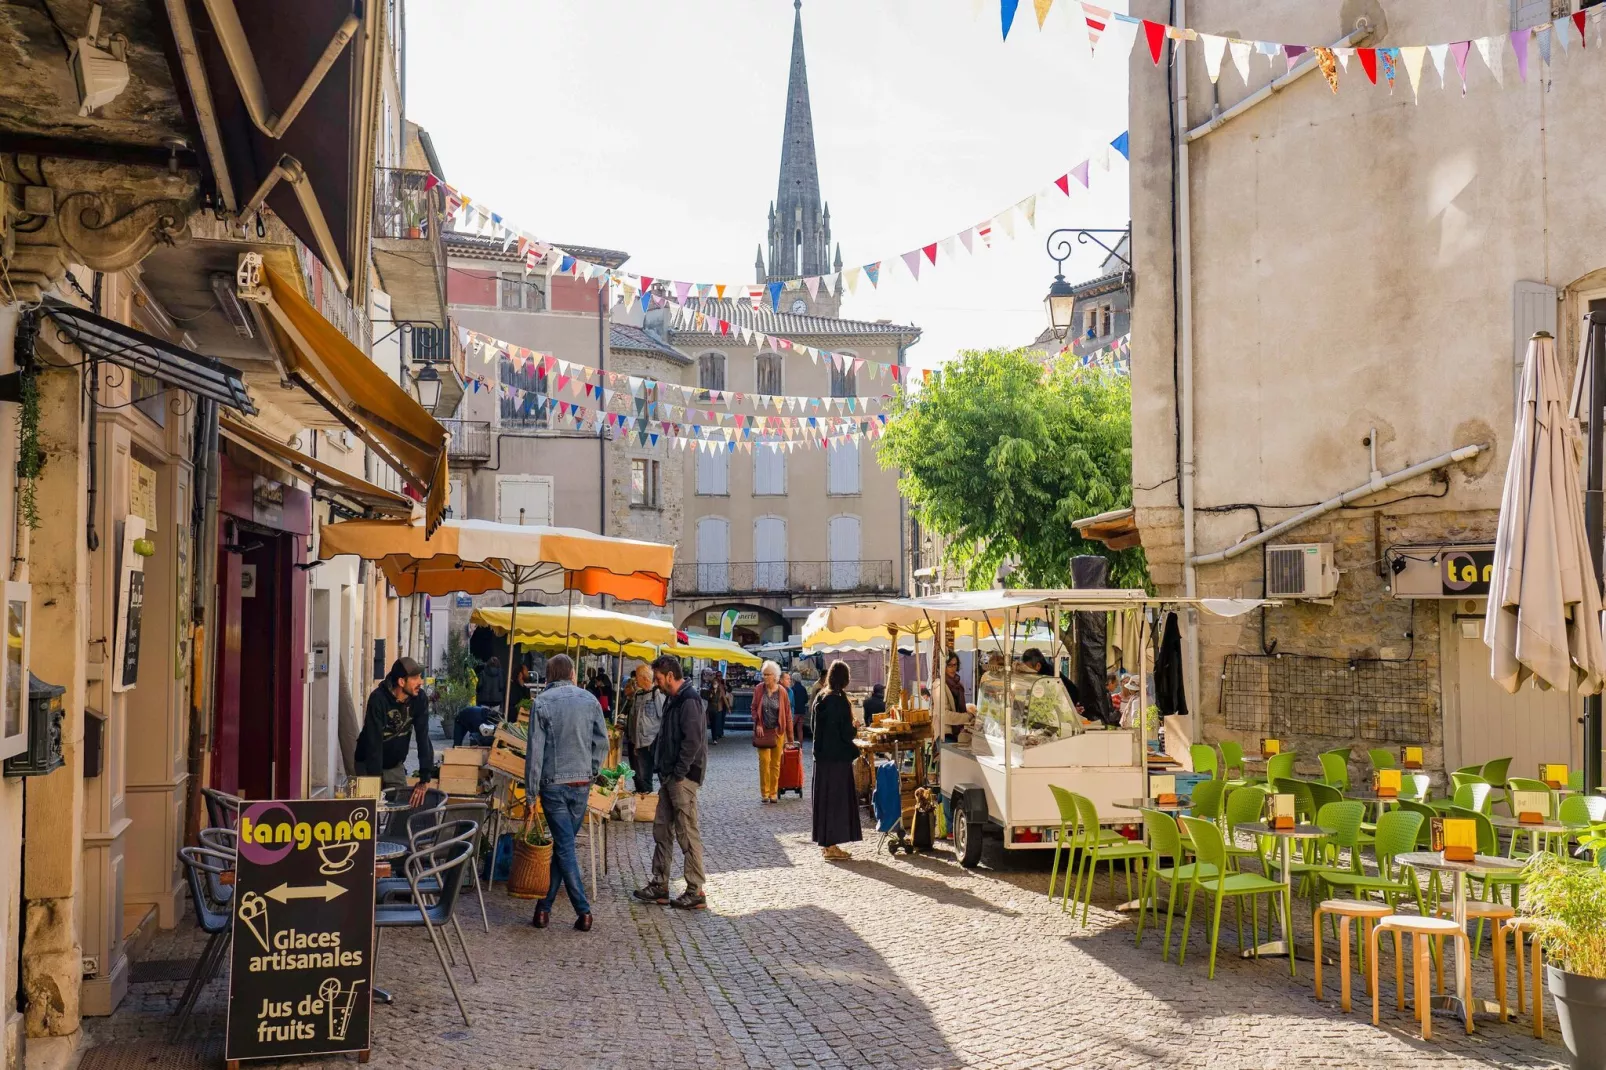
[41,298,255,413]
[219,415,416,519]
[471,605,677,649]
[1073,507,1142,551]
[247,266,448,533]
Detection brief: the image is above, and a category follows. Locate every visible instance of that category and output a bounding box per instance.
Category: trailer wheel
[954,802,985,868]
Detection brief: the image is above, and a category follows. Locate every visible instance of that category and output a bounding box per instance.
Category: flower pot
[406,226,422,239]
[1548,964,1606,1070]
[506,838,552,900]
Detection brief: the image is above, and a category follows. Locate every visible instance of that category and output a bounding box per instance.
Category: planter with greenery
[1525,844,1606,1070]
[434,631,478,737]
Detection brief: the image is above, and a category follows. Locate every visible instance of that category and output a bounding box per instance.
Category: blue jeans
[537,783,591,916]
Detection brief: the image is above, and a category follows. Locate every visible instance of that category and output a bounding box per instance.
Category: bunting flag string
[465,383,893,453]
[1000,2,1602,98]
[1039,332,1131,374]
[460,326,903,411]
[427,127,1129,310]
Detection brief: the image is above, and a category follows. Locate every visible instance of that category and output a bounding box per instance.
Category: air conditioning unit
[1265,543,1338,600]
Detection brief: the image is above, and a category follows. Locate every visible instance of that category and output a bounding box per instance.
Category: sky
[406,0,1133,372]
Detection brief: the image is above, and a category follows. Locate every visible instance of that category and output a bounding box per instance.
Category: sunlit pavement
[83,738,1570,1069]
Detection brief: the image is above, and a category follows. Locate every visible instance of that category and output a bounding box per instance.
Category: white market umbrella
[1486,332,1606,695]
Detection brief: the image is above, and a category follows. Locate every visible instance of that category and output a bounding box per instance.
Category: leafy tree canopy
[879,348,1147,590]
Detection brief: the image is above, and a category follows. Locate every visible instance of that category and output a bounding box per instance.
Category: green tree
[879,348,1147,589]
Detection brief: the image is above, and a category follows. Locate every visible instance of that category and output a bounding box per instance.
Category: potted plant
[506,807,552,900]
[1524,844,1606,1069]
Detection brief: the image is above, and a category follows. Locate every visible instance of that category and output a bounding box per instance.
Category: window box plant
[1524,842,1606,1069]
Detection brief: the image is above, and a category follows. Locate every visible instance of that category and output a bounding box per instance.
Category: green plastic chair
[1068,792,1157,927]
[1367,748,1397,772]
[1221,786,1269,872]
[1190,744,1221,781]
[1178,816,1293,979]
[1271,777,1317,824]
[1504,777,1557,844]
[1318,750,1350,792]
[1567,769,1583,792]
[1219,741,1247,781]
[1432,781,1492,816]
[1189,780,1225,823]
[1047,785,1125,909]
[1451,770,1490,794]
[1482,756,1512,791]
[1265,752,1296,783]
[1327,747,1353,764]
[1308,780,1344,816]
[1455,763,1485,776]
[1397,799,1438,847]
[1560,793,1606,828]
[1139,809,1218,960]
[1317,810,1427,912]
[1398,772,1432,803]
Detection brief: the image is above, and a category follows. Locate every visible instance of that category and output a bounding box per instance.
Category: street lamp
[412,364,442,414]
[1044,273,1076,342]
[1042,226,1132,341]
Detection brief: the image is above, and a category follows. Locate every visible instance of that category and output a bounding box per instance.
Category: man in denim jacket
[525,654,609,931]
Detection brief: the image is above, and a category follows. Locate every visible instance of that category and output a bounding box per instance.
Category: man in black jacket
[634,656,708,910]
[356,657,436,803]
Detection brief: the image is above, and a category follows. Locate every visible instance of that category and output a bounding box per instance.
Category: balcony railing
[372,168,447,322]
[442,419,491,462]
[373,168,443,241]
[672,560,895,597]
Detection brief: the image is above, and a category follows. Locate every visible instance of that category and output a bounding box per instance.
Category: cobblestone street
[83,739,1572,1070]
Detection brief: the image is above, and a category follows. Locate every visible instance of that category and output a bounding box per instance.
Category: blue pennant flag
[1110,131,1130,160]
[1001,0,1020,40]
[767,281,784,310]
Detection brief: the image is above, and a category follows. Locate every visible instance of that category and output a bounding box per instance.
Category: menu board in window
[112,518,146,693]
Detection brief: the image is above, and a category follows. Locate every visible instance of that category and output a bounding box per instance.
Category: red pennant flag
[922,242,938,265]
[638,276,653,293]
[718,319,731,336]
[1054,174,1071,196]
[423,173,440,192]
[1142,20,1165,64]
[1576,10,1588,46]
[1358,47,1378,83]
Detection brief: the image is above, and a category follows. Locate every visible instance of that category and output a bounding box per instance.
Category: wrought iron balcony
[672,560,895,597]
[372,168,447,323]
[441,419,491,462]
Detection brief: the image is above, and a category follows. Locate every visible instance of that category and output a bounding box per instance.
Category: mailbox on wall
[3,674,65,778]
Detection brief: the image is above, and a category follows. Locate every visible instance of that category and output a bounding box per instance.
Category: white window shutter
[697,449,729,495]
[696,516,729,592]
[1513,280,1558,402]
[754,517,787,590]
[827,515,861,590]
[827,440,860,495]
[754,446,785,495]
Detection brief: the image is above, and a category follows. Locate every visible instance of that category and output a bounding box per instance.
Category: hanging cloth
[1154,612,1188,719]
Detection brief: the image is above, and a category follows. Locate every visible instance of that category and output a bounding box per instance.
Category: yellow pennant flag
[1034,0,1054,28]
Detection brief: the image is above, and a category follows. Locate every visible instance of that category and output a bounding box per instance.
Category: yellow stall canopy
[318,518,676,605]
[663,633,762,667]
[244,263,449,533]
[471,605,676,650]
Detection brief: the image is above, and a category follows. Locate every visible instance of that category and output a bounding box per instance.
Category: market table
[1490,814,1571,857]
[1233,821,1330,967]
[1397,851,1524,1023]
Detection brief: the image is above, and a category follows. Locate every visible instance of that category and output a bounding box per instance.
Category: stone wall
[605,349,686,551]
[1147,503,1498,792]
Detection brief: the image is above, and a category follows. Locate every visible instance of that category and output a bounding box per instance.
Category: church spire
[766,0,830,280]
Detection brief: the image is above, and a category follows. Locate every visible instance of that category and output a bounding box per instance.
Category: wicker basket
[506,812,552,900]
[634,793,659,822]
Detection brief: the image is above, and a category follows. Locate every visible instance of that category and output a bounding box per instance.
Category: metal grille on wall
[1220,654,1436,743]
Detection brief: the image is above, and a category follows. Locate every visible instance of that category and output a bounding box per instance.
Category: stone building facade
[1124,0,1599,786]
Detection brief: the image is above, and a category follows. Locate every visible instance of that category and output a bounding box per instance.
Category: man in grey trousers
[634,655,708,910]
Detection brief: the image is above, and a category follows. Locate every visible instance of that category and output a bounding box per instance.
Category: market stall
[806,590,1159,867]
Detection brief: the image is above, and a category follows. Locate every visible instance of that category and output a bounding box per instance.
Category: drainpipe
[1189,444,1485,566]
[1173,0,1199,734]
[597,277,607,540]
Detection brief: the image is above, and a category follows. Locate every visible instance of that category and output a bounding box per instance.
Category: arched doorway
[679,603,786,648]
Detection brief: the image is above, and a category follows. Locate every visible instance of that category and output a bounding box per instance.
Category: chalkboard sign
[226,799,376,1064]
[119,570,144,689]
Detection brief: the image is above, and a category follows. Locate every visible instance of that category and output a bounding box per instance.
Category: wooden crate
[437,772,483,796]
[441,747,488,767]
[488,734,527,779]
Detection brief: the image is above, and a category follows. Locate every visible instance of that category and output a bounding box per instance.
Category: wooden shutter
[1513,280,1557,403]
[696,448,729,495]
[754,517,787,590]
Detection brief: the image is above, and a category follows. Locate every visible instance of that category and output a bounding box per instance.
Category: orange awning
[317,518,675,605]
[254,266,448,532]
[219,415,416,519]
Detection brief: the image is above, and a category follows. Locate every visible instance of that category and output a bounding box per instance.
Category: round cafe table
[1490,814,1571,858]
[1111,797,1190,815]
[1397,851,1524,1023]
[1234,822,1330,970]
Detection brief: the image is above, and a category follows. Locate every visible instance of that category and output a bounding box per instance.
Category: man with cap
[356,657,436,805]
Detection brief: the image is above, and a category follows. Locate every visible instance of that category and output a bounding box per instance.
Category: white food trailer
[805,589,1163,867]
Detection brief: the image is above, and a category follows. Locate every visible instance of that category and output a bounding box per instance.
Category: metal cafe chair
[173,846,235,1039]
[409,803,492,932]
[374,838,479,1027]
[377,819,479,913]
[200,787,242,830]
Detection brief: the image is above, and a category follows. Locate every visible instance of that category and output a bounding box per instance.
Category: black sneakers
[670,889,707,910]
[633,885,670,905]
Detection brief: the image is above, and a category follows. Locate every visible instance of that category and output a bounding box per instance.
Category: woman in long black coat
[811,660,863,860]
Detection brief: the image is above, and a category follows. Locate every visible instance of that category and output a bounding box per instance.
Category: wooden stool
[1313,899,1391,1011]
[1463,900,1515,1020]
[1370,915,1472,1041]
[1502,916,1545,1039]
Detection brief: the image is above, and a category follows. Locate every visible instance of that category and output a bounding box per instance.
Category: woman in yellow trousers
[752,661,795,804]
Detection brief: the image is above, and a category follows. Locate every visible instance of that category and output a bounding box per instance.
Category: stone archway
[679,603,787,647]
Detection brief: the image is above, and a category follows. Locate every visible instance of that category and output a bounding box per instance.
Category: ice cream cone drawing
[237,892,271,952]
[319,977,365,1042]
